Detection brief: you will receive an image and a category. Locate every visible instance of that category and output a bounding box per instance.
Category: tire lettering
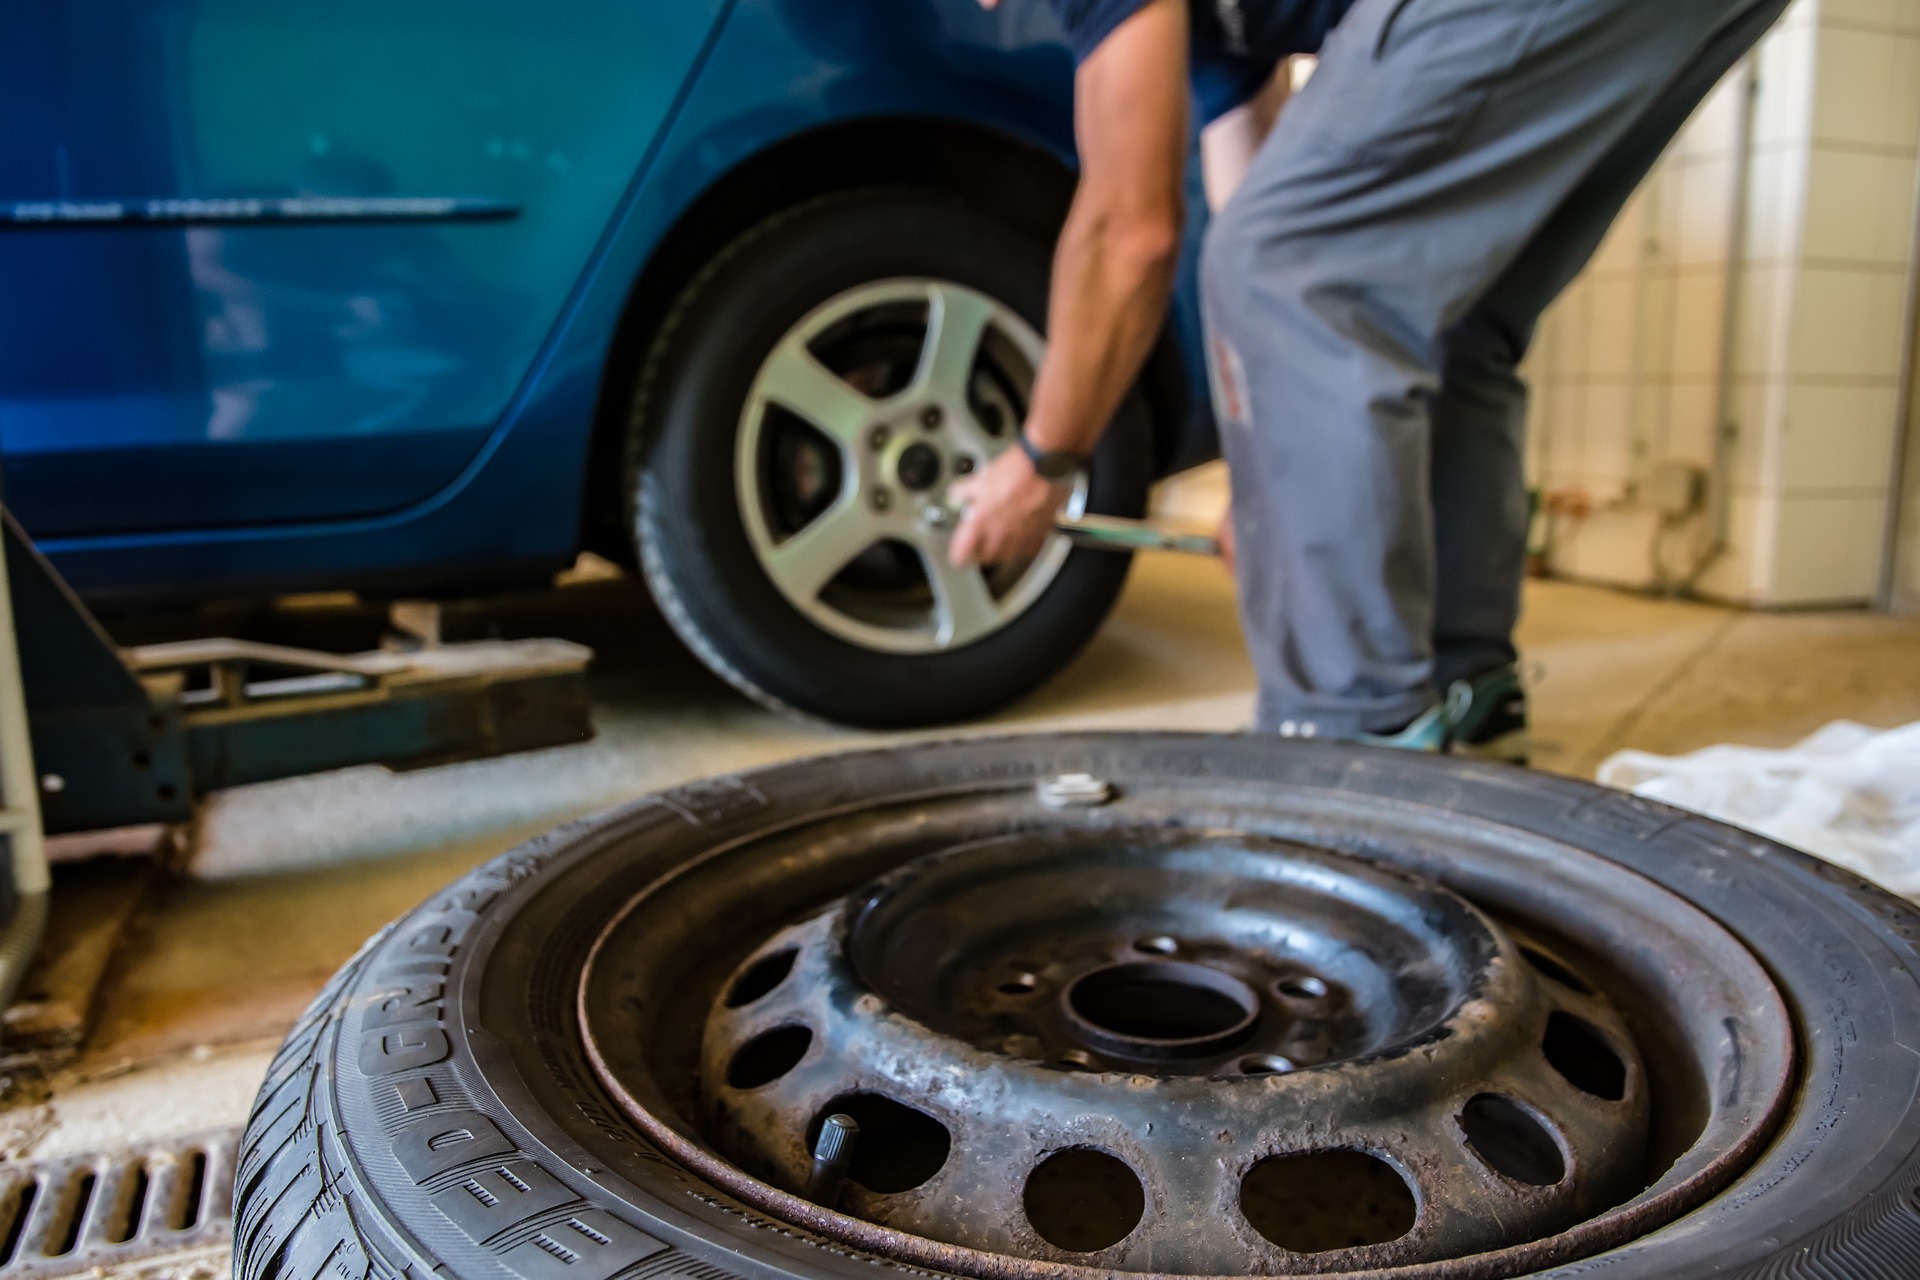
[392,1109,515,1182]
[362,978,446,1030]
[360,1026,452,1076]
[395,1077,437,1111]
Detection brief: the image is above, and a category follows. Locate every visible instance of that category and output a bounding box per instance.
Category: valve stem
[803,1113,859,1208]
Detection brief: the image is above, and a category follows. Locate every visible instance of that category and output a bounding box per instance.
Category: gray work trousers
[1201,0,1788,736]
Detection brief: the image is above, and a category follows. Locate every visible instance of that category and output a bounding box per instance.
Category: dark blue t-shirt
[1049,0,1354,121]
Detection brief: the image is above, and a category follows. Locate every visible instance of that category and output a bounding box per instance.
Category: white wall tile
[1754,22,1817,147]
[1780,381,1902,489]
[1635,272,1680,379]
[1730,378,1790,489]
[1822,0,1920,33]
[1747,144,1809,265]
[1586,278,1638,377]
[1670,269,1730,378]
[1735,263,1797,378]
[1673,156,1737,265]
[1802,148,1918,262]
[1694,490,1782,603]
[1579,382,1636,484]
[1771,491,1890,601]
[1789,266,1909,378]
[1811,27,1920,151]
[1663,380,1720,466]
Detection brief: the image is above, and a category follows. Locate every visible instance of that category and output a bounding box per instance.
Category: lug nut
[868,424,891,451]
[921,406,943,430]
[954,456,975,476]
[870,488,892,512]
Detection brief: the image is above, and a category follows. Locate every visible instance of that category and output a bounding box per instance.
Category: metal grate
[0,1128,236,1278]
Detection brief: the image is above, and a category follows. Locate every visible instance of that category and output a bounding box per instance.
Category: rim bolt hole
[1461,1094,1567,1186]
[868,425,891,451]
[1133,935,1179,956]
[1024,1149,1144,1253]
[1543,1011,1627,1100]
[1276,975,1329,1001]
[1520,945,1597,995]
[998,973,1039,996]
[1051,1050,1097,1072]
[1240,1151,1417,1251]
[726,948,798,1008]
[870,488,892,512]
[726,1024,812,1089]
[954,456,975,475]
[920,406,943,430]
[1237,1053,1295,1076]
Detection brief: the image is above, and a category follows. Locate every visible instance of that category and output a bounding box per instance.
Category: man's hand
[947,448,1067,567]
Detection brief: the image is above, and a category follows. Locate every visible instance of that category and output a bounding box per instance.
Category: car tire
[234,736,1920,1280]
[627,192,1153,729]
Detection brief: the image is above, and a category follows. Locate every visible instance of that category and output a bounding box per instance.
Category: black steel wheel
[235,735,1920,1280]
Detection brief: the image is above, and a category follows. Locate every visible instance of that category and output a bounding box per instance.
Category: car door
[0,0,729,537]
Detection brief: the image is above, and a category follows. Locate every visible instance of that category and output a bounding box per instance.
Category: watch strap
[1017,430,1084,481]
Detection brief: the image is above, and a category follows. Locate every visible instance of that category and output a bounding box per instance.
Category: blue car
[0,0,1216,727]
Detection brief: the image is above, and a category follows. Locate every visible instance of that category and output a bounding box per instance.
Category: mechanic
[950,0,1784,755]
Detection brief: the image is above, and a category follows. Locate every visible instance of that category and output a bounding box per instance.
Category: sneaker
[1445,663,1529,765]
[1356,698,1454,752]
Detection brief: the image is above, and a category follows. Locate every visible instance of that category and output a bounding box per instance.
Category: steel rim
[578,767,1795,1279]
[734,278,1088,655]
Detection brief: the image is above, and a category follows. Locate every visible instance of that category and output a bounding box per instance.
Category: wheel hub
[894,440,943,491]
[694,831,1648,1271]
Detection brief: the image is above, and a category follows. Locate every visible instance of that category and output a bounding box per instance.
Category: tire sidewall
[631,194,1152,729]
[303,738,1920,1280]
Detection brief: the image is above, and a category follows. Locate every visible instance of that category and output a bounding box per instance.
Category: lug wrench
[932,500,1222,558]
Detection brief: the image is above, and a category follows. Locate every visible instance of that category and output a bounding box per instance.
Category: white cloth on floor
[1597,720,1920,900]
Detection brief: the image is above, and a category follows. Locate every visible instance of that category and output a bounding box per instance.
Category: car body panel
[1,0,729,537]
[1,0,1217,604]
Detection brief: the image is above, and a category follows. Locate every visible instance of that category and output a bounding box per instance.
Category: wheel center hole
[895,442,943,492]
[1063,961,1258,1059]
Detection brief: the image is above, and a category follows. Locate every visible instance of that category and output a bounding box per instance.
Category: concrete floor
[6,496,1920,1205]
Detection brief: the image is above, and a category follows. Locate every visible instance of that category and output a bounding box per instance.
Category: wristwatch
[1016,429,1084,481]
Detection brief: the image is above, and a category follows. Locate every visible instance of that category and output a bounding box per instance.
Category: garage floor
[5,475,1920,1258]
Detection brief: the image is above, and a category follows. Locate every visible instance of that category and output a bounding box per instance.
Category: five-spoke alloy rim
[735,278,1088,654]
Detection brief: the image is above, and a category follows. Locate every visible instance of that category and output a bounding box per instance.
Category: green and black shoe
[1444,663,1529,765]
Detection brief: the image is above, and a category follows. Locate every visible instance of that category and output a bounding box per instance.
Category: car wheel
[627,192,1152,728]
[236,736,1920,1280]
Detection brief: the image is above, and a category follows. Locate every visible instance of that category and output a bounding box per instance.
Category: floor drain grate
[0,1128,237,1278]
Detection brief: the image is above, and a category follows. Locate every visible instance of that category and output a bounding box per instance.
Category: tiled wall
[1524,0,1919,606]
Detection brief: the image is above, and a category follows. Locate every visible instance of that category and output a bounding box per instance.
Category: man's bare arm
[1025,0,1191,456]
[949,0,1189,566]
